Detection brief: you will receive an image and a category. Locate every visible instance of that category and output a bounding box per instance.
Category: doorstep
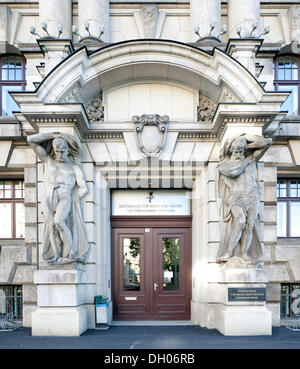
[110,320,194,326]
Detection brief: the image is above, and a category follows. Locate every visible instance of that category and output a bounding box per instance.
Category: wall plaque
[112,190,190,216]
[228,288,266,302]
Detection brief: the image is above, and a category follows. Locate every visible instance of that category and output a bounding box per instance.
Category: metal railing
[0,285,22,331]
[0,312,21,331]
[281,287,300,331]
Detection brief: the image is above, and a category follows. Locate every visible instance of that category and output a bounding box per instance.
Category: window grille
[281,283,300,331]
[0,285,22,331]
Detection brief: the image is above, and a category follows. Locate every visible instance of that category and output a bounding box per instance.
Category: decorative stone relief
[27,132,90,265]
[132,114,169,157]
[134,5,166,39]
[140,5,159,38]
[218,87,240,103]
[217,133,272,266]
[61,88,83,104]
[197,94,217,122]
[85,92,104,123]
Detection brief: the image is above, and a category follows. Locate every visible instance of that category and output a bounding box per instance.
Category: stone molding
[26,115,270,143]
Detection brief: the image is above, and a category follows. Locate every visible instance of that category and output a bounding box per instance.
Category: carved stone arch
[20,40,269,106]
[11,40,288,139]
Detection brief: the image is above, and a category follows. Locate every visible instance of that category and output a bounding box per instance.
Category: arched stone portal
[11,39,288,336]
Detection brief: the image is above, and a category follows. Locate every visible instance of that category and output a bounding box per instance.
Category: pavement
[0,325,300,350]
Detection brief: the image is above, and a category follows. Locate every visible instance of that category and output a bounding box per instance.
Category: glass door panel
[162,237,180,290]
[153,229,190,320]
[123,237,141,291]
[112,229,152,320]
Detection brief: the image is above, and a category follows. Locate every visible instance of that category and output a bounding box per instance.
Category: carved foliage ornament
[85,91,104,123]
[197,89,240,123]
[132,114,169,157]
[60,90,104,123]
[197,95,216,122]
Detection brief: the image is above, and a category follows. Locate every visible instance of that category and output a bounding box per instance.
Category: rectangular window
[277,85,298,115]
[0,180,24,239]
[0,55,26,117]
[277,179,300,238]
[277,56,298,81]
[1,85,22,116]
[274,55,300,116]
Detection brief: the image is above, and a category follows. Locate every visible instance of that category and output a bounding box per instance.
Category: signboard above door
[111,190,191,216]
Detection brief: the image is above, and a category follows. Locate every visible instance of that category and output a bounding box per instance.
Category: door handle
[154,282,158,291]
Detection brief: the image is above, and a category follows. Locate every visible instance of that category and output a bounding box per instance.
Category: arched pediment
[28,40,266,106]
[11,39,288,140]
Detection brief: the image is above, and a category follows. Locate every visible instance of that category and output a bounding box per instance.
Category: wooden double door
[112,218,191,320]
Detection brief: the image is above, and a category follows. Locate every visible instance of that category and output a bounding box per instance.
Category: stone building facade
[0,0,300,336]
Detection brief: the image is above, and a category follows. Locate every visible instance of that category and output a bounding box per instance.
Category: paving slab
[0,326,300,350]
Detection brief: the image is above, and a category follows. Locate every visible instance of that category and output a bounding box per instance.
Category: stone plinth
[31,267,90,336]
[32,306,88,337]
[214,263,272,336]
[215,305,272,336]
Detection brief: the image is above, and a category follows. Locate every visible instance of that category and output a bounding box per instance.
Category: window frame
[277,178,300,238]
[0,180,25,240]
[0,54,26,117]
[274,54,300,116]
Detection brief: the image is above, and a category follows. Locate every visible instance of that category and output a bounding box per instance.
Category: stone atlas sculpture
[217,133,272,265]
[27,132,90,265]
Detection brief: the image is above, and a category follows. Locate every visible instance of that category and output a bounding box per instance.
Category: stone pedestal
[31,266,90,336]
[214,262,272,336]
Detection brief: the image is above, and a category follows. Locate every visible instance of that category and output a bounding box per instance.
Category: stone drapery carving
[197,94,217,122]
[27,132,90,265]
[132,114,169,157]
[217,134,272,265]
[85,92,104,123]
